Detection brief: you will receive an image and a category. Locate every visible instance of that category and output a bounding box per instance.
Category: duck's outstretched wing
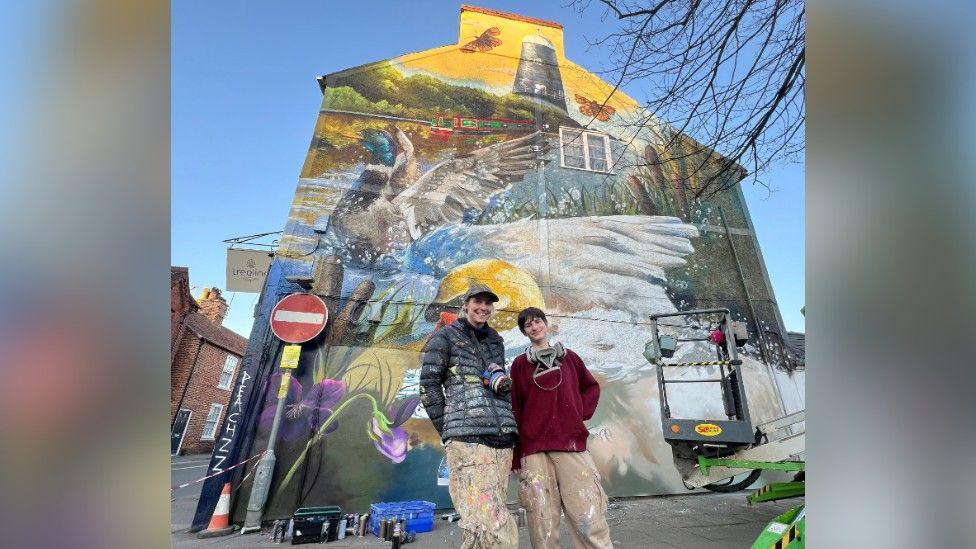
[392,131,547,240]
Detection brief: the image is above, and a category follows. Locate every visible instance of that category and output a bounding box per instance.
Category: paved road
[172,454,214,533]
[172,455,800,548]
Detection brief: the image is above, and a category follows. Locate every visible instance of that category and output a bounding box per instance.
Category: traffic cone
[197,483,237,538]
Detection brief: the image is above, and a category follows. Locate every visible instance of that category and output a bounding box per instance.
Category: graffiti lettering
[233,371,251,409]
[218,436,233,454]
[211,370,252,474]
[212,452,228,474]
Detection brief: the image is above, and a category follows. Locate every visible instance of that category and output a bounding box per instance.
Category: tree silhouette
[575,0,805,198]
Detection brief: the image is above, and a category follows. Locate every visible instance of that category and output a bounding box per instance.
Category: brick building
[170,267,248,455]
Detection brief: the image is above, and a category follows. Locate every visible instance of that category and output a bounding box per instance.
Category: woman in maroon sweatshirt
[510,307,613,549]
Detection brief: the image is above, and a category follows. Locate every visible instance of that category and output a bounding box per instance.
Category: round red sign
[269,293,329,344]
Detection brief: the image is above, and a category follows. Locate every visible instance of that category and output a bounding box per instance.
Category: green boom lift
[645,309,805,547]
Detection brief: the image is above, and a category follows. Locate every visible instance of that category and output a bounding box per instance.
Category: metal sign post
[242,294,328,534]
[240,345,300,533]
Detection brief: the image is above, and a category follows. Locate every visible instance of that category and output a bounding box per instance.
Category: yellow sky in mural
[392,6,640,114]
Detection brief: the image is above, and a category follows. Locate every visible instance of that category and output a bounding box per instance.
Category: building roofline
[186,330,245,358]
[309,6,746,178]
[461,4,563,29]
[316,44,457,94]
[183,313,248,355]
[314,5,562,93]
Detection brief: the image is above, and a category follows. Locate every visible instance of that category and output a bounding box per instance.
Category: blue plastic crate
[369,500,436,536]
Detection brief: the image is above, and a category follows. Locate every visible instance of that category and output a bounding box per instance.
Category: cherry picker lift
[645,308,805,547]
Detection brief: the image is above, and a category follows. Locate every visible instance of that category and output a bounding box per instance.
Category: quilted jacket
[419,319,517,441]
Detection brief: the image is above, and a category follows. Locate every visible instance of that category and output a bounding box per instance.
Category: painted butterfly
[461,27,502,53]
[575,94,616,122]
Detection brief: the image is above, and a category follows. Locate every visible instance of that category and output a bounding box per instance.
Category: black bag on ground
[290,506,341,544]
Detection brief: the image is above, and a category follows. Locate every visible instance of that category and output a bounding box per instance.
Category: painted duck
[330,127,546,267]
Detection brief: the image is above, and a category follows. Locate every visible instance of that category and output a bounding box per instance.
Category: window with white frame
[559,127,612,173]
[217,355,239,390]
[201,403,223,440]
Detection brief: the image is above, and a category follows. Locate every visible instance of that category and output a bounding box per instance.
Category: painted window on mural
[559,127,611,173]
[217,355,238,390]
[201,403,223,440]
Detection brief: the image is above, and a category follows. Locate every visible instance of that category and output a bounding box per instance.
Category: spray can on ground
[391,519,402,549]
[337,517,346,539]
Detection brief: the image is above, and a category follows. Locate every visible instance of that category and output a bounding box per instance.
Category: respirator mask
[526,342,566,390]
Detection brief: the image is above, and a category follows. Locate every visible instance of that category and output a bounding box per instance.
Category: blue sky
[172,0,805,337]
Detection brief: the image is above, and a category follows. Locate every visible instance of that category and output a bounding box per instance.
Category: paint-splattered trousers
[446,440,519,549]
[517,450,613,549]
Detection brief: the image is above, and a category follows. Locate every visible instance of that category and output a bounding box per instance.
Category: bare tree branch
[576,0,805,198]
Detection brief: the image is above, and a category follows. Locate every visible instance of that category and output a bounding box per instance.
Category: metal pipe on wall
[718,206,770,365]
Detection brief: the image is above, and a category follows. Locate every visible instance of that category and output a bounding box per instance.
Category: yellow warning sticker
[695,423,722,436]
[277,371,292,398]
[280,344,301,369]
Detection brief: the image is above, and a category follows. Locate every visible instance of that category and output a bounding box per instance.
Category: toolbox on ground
[369,501,436,536]
[291,506,342,544]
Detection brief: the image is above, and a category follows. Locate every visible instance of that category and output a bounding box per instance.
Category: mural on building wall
[231,7,803,520]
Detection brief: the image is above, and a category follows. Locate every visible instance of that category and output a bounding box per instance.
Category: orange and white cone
[197,482,237,538]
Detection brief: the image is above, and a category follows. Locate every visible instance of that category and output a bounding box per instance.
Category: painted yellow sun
[434,258,544,332]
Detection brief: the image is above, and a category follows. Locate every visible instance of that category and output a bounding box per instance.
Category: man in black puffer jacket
[420,281,518,549]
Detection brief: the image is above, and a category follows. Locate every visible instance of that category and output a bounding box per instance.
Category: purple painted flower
[388,396,421,428]
[302,379,346,432]
[259,375,346,441]
[258,374,302,428]
[371,416,408,463]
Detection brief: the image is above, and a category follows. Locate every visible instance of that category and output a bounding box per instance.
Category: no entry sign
[270,293,328,344]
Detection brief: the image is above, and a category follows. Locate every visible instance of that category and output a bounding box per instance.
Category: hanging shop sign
[226,248,273,293]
